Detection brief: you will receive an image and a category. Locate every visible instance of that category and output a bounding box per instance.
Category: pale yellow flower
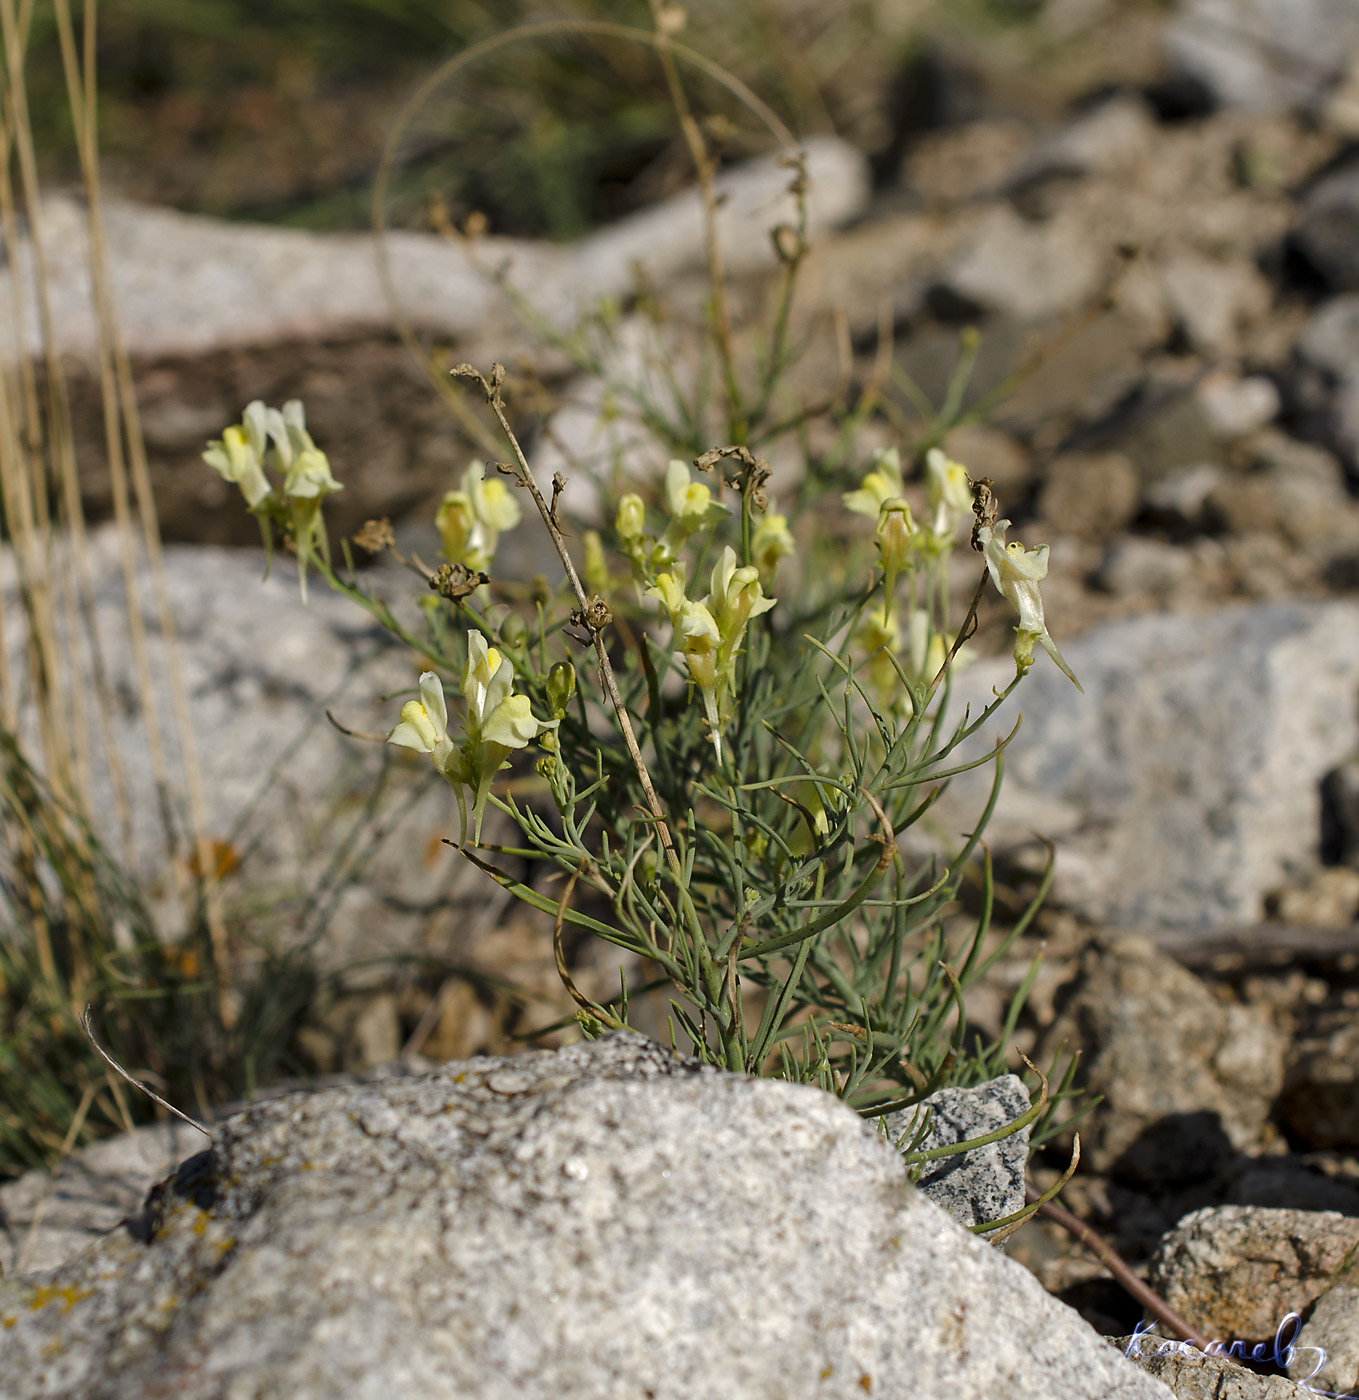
[843,448,905,519]
[751,510,794,588]
[924,448,972,548]
[436,461,521,573]
[976,520,1082,691]
[386,672,456,778]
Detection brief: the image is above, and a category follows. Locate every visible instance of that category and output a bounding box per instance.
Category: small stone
[1143,463,1226,528]
[1037,935,1286,1182]
[1280,1006,1359,1150]
[886,1075,1031,1233]
[1011,96,1156,184]
[1148,1205,1359,1339]
[1296,294,1359,379]
[1093,535,1200,601]
[1267,867,1359,928]
[1158,253,1271,355]
[1288,1250,1359,1394]
[1296,162,1359,291]
[1196,373,1280,440]
[1165,0,1359,114]
[936,203,1106,323]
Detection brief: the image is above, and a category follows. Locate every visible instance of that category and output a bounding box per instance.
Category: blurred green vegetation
[21,0,919,237]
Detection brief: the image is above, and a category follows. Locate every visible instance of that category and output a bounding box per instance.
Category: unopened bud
[547,661,577,717]
[616,493,646,541]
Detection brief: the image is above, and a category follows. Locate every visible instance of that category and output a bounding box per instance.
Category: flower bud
[616,493,647,541]
[547,661,577,718]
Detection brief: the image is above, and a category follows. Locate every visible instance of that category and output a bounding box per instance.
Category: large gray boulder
[0,1034,1171,1400]
[9,137,869,366]
[941,599,1359,929]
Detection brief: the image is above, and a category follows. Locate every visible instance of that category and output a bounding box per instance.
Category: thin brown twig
[1024,1183,1210,1349]
[552,866,628,1031]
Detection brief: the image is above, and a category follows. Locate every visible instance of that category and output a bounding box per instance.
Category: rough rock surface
[1147,1205,1359,1338]
[1288,1240,1359,1394]
[0,1034,1172,1400]
[1120,1334,1310,1398]
[942,601,1359,928]
[887,1074,1031,1232]
[1037,935,1286,1181]
[0,1122,201,1278]
[0,527,477,974]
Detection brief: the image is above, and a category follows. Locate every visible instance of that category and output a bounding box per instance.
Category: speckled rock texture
[0,1121,200,1277]
[1119,1333,1312,1398]
[0,1034,1172,1400]
[1287,1238,1359,1395]
[1147,1205,1359,1339]
[887,1074,1031,1232]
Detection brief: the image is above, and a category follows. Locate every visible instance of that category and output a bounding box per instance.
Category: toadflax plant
[200,27,1094,1222]
[204,364,1085,1207]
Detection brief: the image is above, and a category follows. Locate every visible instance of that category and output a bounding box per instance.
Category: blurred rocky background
[8,0,1359,1381]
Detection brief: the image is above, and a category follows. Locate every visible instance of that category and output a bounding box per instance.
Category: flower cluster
[646,545,775,761]
[436,461,522,575]
[843,444,1078,701]
[203,400,342,601]
[386,632,558,842]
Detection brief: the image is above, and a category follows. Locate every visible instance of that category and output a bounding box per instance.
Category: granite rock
[8,137,868,366]
[0,1122,201,1278]
[886,1074,1031,1233]
[1147,1205,1359,1338]
[0,1034,1172,1400]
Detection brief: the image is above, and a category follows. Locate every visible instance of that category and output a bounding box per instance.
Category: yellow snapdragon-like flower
[751,510,794,588]
[386,634,558,843]
[648,546,775,761]
[660,459,729,563]
[436,461,522,574]
[842,447,905,519]
[205,398,341,603]
[645,564,690,631]
[202,400,273,508]
[707,546,776,692]
[387,672,457,777]
[845,449,920,600]
[975,520,1082,691]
